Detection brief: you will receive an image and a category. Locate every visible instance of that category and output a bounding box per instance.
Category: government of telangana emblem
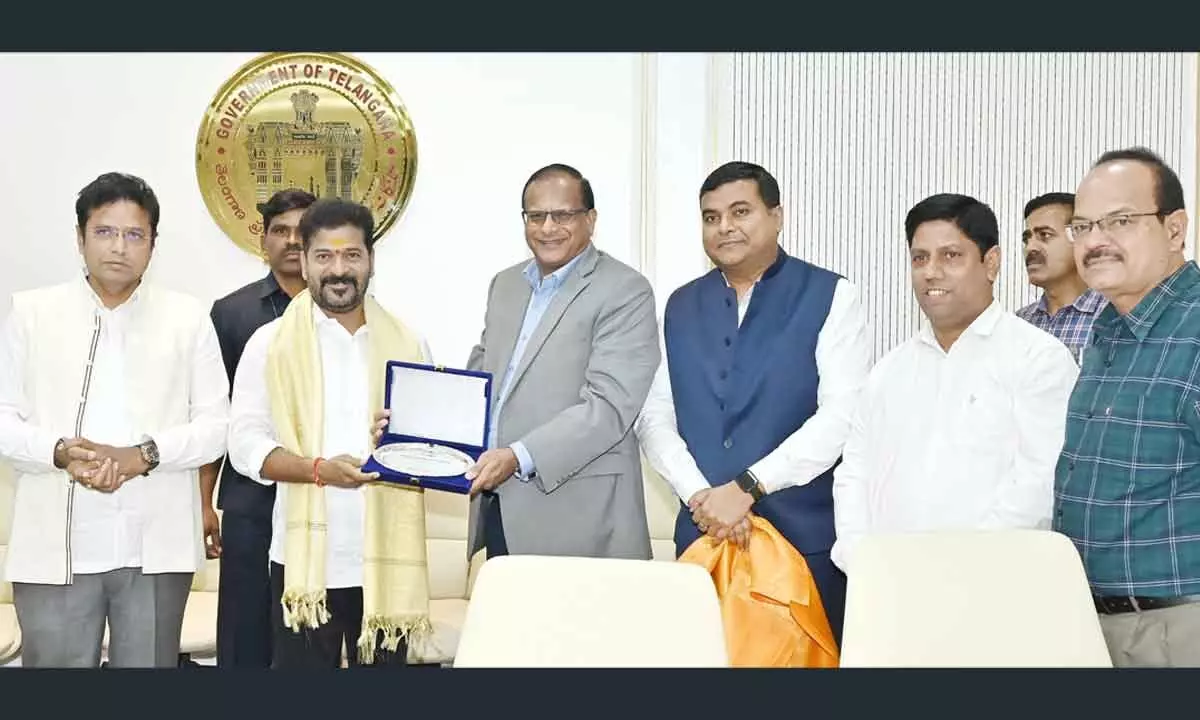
[196,52,418,256]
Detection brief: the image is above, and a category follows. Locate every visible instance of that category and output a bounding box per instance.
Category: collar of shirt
[259,271,285,299]
[312,302,371,340]
[718,245,789,289]
[1032,287,1106,317]
[522,247,589,293]
[1094,261,1200,341]
[78,273,142,316]
[917,299,1004,352]
[259,272,293,319]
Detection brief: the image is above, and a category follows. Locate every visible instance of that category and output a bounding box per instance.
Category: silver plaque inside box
[372,442,475,477]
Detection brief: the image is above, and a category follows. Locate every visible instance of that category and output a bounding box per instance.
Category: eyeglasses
[90,225,150,243]
[1064,211,1164,243]
[521,208,589,226]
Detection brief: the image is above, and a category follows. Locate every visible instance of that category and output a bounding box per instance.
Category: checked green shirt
[1055,261,1200,597]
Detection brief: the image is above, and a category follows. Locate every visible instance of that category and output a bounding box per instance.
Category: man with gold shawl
[227,198,433,668]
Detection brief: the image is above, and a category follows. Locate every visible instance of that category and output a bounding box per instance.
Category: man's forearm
[199,459,221,509]
[260,447,319,484]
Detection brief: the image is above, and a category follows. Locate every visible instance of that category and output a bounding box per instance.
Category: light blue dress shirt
[490,251,588,479]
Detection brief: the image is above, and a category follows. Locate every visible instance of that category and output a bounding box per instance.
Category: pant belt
[1093,594,1200,615]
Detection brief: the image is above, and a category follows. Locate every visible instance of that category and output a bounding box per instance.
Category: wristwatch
[53,437,67,469]
[137,437,160,475]
[734,469,766,502]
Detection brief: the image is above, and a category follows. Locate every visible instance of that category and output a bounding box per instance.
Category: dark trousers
[479,491,509,558]
[216,511,274,668]
[269,562,408,669]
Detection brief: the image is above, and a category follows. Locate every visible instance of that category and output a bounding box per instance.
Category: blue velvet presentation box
[361,361,493,494]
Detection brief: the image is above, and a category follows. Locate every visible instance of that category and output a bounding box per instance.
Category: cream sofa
[144,490,486,667]
[177,555,220,663]
[0,455,682,668]
[408,489,484,665]
[0,461,20,665]
[643,456,682,561]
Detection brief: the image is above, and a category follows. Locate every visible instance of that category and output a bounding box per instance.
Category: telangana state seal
[196,52,417,256]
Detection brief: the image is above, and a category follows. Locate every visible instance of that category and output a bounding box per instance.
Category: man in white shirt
[0,172,230,667]
[831,193,1079,574]
[635,161,872,644]
[227,198,433,669]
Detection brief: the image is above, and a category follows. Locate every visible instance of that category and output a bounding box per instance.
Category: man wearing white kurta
[831,193,1079,573]
[0,172,230,667]
[228,318,431,611]
[227,198,433,669]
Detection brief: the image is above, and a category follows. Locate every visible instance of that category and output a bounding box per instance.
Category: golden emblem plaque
[196,52,417,256]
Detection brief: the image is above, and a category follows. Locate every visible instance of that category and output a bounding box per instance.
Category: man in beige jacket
[0,172,229,668]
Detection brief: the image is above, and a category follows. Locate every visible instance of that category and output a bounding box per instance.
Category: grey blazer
[466,244,660,559]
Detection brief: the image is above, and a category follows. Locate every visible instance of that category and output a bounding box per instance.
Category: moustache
[1025,251,1046,266]
[1083,248,1123,266]
[282,244,303,255]
[321,275,359,289]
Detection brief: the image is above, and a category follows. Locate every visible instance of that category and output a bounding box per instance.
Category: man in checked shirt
[1055,146,1200,667]
[1017,192,1105,363]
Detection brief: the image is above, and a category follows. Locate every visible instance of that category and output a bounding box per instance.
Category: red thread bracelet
[313,457,326,487]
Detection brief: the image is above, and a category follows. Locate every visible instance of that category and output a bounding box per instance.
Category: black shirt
[210,272,293,518]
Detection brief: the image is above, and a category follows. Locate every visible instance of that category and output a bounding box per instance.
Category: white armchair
[839,529,1112,668]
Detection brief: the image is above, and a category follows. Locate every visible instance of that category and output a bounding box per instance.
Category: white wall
[716,52,1200,362]
[0,52,654,367]
[3,52,1198,368]
[642,53,718,318]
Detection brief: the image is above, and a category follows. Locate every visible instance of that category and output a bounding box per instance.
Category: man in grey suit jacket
[465,163,660,560]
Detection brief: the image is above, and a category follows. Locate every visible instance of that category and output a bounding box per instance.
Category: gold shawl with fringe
[265,288,431,662]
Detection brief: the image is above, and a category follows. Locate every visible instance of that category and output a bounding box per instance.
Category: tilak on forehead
[329,236,353,248]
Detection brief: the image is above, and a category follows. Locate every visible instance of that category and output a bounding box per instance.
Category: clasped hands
[690,480,756,550]
[55,438,149,492]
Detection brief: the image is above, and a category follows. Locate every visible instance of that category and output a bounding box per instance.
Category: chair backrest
[453,554,728,667]
[839,529,1112,667]
[642,455,680,561]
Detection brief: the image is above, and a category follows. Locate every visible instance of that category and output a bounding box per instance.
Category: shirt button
[1068,462,1075,470]
[723,438,733,449]
[719,402,726,411]
[1105,407,1112,416]
[724,337,732,347]
[725,298,732,307]
[719,370,728,380]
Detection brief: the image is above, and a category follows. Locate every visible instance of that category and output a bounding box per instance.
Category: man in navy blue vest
[635,161,871,643]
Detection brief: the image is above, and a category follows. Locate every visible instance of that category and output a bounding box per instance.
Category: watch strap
[737,469,766,502]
